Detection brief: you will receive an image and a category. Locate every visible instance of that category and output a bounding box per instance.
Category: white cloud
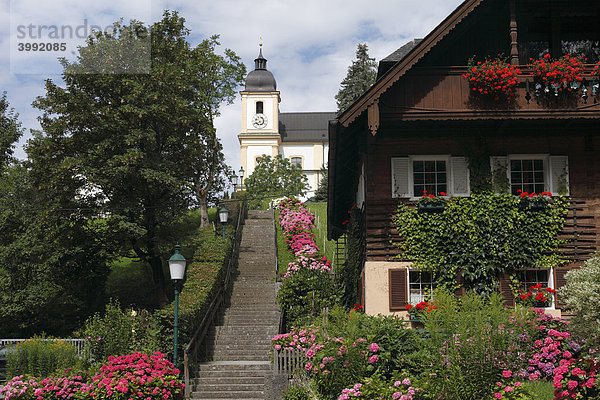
[0,0,464,168]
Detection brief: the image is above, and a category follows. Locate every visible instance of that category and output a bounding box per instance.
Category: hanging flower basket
[462,56,520,101]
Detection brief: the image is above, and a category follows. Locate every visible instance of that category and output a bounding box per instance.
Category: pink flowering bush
[88,352,183,400]
[0,352,184,400]
[276,197,339,328]
[491,370,534,399]
[338,375,421,400]
[552,357,598,399]
[300,337,383,398]
[271,326,322,354]
[284,255,332,278]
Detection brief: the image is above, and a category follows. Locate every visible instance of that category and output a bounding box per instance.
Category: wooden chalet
[327,0,600,317]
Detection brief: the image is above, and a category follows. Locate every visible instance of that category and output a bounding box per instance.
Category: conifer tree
[335,43,377,114]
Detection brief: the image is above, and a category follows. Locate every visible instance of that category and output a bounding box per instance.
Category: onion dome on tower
[245,46,277,91]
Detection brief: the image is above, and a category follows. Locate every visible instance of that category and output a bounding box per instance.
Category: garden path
[191,209,280,399]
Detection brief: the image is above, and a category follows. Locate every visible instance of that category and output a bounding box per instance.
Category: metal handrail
[183,200,247,397]
[0,339,87,357]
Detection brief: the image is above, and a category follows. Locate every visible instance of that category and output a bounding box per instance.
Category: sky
[1,0,464,184]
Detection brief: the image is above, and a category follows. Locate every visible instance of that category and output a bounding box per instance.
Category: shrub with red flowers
[88,352,184,400]
[462,56,521,100]
[531,54,584,94]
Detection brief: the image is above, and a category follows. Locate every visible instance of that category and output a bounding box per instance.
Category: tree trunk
[197,193,210,229]
[149,254,169,307]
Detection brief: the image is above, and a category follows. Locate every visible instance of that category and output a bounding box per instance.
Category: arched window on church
[290,157,303,169]
[256,101,263,114]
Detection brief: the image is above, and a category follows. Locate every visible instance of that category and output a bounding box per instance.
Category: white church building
[238,47,335,199]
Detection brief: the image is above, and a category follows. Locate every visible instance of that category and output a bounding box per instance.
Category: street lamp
[218,205,229,239]
[168,244,187,366]
[231,171,238,199]
[238,167,244,191]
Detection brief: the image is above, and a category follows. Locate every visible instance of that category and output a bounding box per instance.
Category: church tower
[238,46,281,178]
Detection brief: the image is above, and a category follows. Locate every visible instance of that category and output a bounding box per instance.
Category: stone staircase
[191,210,281,400]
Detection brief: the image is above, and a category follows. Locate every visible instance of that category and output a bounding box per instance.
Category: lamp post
[218,205,229,239]
[168,244,187,366]
[231,171,238,200]
[238,167,244,192]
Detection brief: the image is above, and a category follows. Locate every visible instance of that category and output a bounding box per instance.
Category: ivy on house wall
[340,204,365,308]
[393,194,569,295]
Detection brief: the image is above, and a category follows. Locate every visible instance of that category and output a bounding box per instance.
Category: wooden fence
[272,348,307,376]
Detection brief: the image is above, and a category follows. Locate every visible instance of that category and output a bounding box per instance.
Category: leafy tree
[183,36,246,228]
[312,164,328,201]
[245,155,309,206]
[335,43,377,114]
[31,12,236,306]
[0,96,109,336]
[0,92,22,169]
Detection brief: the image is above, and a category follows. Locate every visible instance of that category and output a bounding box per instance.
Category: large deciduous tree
[32,11,241,306]
[335,43,377,114]
[0,94,109,336]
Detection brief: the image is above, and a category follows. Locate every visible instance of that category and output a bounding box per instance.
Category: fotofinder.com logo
[9,1,151,75]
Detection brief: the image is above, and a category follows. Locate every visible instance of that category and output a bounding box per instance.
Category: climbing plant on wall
[393,193,569,295]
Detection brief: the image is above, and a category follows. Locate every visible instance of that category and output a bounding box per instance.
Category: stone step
[191,390,264,399]
[212,354,270,362]
[198,362,271,372]
[194,376,264,386]
[207,335,273,344]
[195,369,267,378]
[193,382,264,392]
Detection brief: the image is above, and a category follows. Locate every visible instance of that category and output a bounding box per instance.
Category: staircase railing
[183,199,247,397]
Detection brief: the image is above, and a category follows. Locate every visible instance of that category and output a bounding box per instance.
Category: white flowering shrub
[559,257,600,362]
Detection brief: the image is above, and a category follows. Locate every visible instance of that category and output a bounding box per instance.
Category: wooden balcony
[381,66,600,121]
[365,198,599,263]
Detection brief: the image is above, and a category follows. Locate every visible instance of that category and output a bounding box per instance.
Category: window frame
[290,156,303,169]
[507,154,550,195]
[409,155,450,199]
[255,101,264,114]
[516,267,555,309]
[407,268,436,305]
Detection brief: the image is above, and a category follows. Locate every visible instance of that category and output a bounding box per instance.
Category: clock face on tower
[252,113,268,129]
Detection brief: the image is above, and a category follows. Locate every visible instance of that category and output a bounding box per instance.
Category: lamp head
[168,244,187,281]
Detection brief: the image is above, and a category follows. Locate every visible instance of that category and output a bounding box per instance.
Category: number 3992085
[17,42,67,51]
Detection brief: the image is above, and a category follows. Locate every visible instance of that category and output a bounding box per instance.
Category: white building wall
[246,144,275,177]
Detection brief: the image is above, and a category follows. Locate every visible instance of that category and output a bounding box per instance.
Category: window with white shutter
[490,155,569,195]
[391,155,470,198]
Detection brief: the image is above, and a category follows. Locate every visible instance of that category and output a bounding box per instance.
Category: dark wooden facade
[328,0,600,311]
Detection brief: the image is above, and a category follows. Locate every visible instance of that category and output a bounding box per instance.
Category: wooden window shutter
[389,268,408,311]
[549,156,569,196]
[498,274,515,307]
[391,157,409,198]
[451,157,470,196]
[554,266,573,308]
[490,156,509,193]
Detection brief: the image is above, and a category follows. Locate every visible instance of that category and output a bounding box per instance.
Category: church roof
[279,112,336,142]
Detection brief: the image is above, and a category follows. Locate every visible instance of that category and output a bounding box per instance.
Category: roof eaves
[337,0,485,129]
